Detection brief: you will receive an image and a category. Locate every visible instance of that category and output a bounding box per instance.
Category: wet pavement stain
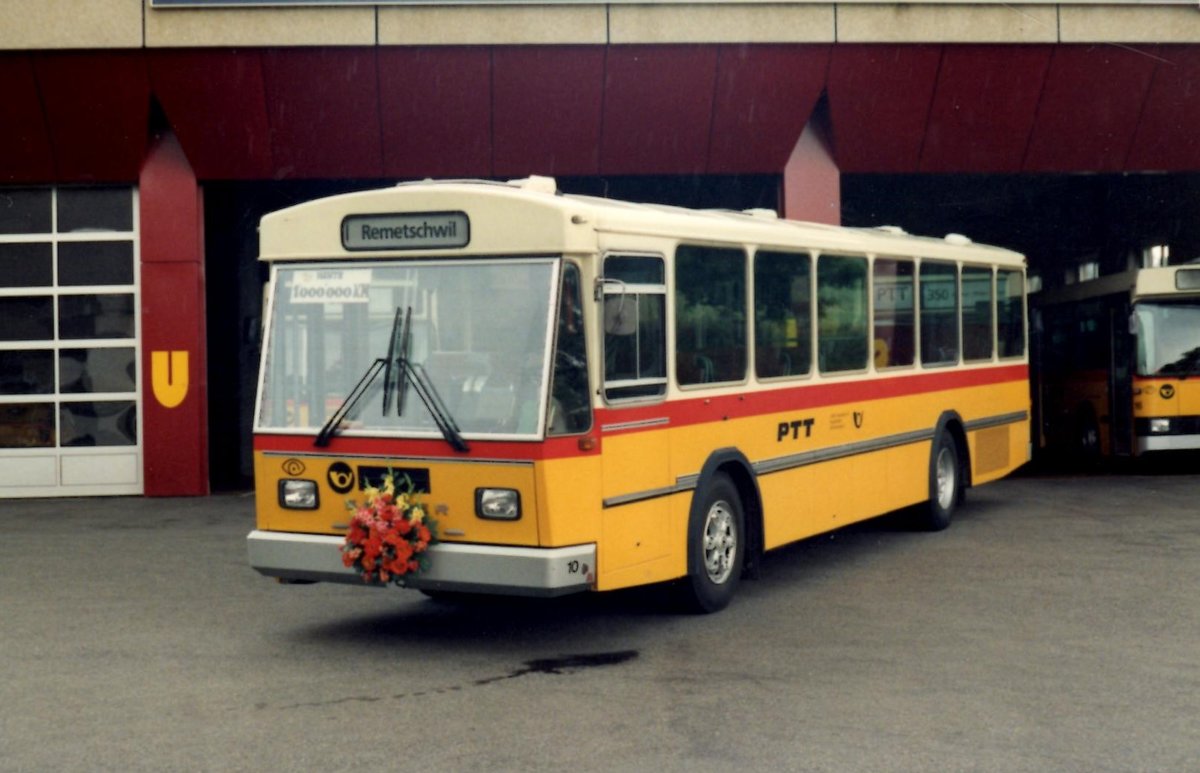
[270,650,639,710]
[474,650,640,686]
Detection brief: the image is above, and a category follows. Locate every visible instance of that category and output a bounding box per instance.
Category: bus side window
[997,269,1025,358]
[676,245,748,385]
[602,255,667,402]
[920,260,959,366]
[962,265,994,361]
[817,254,869,373]
[754,250,811,379]
[872,258,915,368]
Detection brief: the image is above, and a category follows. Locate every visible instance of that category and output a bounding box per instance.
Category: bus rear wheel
[679,473,744,613]
[917,430,960,531]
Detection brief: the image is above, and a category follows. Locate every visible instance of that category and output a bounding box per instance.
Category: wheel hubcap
[935,445,956,510]
[702,501,737,585]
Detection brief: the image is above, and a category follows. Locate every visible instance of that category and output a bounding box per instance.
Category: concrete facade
[2,2,1200,49]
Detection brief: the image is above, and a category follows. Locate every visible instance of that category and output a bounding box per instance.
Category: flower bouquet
[340,472,437,585]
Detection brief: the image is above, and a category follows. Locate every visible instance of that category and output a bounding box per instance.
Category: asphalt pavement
[2,466,1198,772]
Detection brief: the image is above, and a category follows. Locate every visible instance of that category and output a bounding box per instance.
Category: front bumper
[1135,416,1200,453]
[247,530,596,597]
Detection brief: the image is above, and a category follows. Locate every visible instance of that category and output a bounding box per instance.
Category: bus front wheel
[680,473,744,613]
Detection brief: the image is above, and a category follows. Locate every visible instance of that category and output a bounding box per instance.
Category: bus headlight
[1149,418,1172,434]
[279,479,319,510]
[476,488,521,520]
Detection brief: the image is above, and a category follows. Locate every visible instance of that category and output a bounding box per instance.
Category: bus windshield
[257,259,557,439]
[1134,299,1200,377]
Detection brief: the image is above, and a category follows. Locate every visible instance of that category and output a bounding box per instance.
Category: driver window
[548,263,591,435]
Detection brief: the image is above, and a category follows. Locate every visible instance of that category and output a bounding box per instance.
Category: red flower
[341,476,438,585]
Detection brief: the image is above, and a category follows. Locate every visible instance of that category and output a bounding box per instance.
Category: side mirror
[604,295,637,336]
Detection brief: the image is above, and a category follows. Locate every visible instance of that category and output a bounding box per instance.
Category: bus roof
[259,176,1026,267]
[1032,265,1200,307]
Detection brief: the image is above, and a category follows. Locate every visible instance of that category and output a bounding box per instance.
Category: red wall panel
[826,45,942,174]
[600,46,719,175]
[0,55,55,183]
[139,133,208,496]
[13,44,1200,186]
[920,45,1052,173]
[1023,46,1157,172]
[35,52,150,182]
[493,46,605,177]
[378,47,493,178]
[782,120,840,224]
[1127,46,1200,171]
[708,45,830,174]
[150,50,273,180]
[262,48,383,179]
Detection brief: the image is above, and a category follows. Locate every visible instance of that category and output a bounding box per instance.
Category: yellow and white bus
[1034,265,1200,459]
[247,177,1029,612]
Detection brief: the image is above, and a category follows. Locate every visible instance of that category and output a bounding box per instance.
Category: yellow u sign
[151,350,189,408]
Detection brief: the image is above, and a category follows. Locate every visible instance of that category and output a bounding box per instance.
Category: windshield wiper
[314,357,386,448]
[382,307,408,416]
[314,308,407,448]
[388,306,469,453]
[314,305,469,453]
[399,361,470,452]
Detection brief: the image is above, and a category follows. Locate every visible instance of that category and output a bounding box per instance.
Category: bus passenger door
[1109,303,1134,456]
[596,254,673,589]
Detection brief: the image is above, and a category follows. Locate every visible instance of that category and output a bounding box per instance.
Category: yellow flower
[410,505,425,524]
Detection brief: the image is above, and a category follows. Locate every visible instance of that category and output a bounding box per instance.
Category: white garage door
[0,187,142,497]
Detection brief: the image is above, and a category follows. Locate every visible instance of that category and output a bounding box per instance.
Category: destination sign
[342,211,469,252]
[1177,268,1200,291]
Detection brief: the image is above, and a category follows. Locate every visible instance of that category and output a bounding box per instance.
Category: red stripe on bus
[255,363,1027,461]
[598,363,1029,430]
